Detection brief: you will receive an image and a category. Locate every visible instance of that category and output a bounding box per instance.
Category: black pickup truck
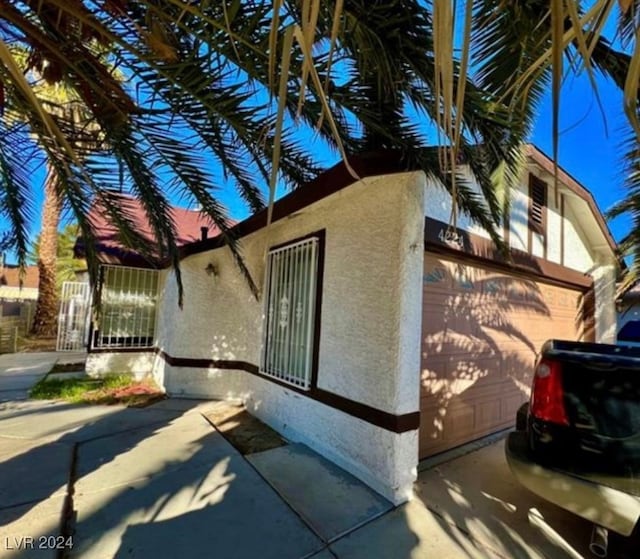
[506,340,640,555]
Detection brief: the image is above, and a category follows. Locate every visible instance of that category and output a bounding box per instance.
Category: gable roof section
[76,193,225,266]
[524,144,617,257]
[184,147,616,261]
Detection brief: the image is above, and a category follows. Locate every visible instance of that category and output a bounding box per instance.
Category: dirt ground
[204,402,287,455]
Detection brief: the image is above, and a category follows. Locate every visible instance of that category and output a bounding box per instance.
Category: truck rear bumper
[505,431,640,536]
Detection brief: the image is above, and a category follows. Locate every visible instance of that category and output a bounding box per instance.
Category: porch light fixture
[204,262,218,278]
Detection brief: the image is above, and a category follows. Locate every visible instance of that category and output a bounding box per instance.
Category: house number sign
[438,228,465,251]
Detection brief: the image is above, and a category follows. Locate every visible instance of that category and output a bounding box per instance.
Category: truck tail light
[530,359,569,426]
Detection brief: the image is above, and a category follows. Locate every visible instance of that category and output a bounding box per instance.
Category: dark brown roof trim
[425,217,593,290]
[155,349,419,434]
[180,150,411,260]
[75,240,161,270]
[525,145,617,256]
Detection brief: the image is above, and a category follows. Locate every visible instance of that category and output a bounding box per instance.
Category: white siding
[547,192,562,264]
[563,208,595,273]
[425,165,597,276]
[509,181,529,252]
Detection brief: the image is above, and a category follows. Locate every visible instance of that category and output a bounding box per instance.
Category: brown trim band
[155,349,419,434]
[88,346,157,354]
[425,217,593,290]
[157,349,258,373]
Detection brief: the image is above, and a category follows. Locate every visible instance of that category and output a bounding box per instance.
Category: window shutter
[529,175,547,235]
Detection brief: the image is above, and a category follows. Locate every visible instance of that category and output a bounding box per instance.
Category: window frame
[260,230,325,390]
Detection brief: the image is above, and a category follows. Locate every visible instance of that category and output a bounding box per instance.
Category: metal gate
[56,282,92,352]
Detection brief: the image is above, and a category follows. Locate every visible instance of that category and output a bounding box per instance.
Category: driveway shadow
[416,440,640,559]
[0,399,200,554]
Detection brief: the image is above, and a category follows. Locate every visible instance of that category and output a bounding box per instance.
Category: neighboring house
[616,283,640,343]
[0,263,38,318]
[72,192,222,350]
[80,145,619,505]
[75,191,222,268]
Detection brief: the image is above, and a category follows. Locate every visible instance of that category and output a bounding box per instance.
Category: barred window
[94,265,159,349]
[261,236,322,389]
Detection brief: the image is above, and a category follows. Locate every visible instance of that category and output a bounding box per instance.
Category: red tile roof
[77,193,226,266]
[0,265,39,289]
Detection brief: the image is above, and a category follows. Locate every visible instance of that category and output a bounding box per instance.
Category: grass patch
[30,374,165,407]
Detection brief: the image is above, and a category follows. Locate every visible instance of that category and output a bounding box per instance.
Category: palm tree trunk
[31,166,61,337]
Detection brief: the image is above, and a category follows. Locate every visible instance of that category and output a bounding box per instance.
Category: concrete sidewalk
[0,351,85,402]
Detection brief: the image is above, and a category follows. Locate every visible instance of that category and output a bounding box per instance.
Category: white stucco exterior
[86,351,156,380]
[151,171,426,504]
[425,167,494,241]
[86,147,617,504]
[563,213,595,273]
[592,263,618,344]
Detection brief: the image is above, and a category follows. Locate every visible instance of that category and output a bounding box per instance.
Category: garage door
[419,252,591,458]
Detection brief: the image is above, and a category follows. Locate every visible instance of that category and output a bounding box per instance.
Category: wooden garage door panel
[420,253,587,459]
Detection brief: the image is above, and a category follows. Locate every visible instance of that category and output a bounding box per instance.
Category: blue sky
[530,67,630,245]
[3,57,633,264]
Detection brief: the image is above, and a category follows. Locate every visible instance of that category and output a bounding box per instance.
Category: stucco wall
[154,171,426,504]
[86,351,156,380]
[425,167,494,241]
[563,207,595,273]
[546,193,562,264]
[592,263,617,344]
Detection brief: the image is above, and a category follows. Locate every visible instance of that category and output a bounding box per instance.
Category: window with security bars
[94,265,159,349]
[261,236,321,390]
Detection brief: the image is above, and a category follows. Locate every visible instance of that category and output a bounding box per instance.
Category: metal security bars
[261,237,319,390]
[57,281,92,351]
[94,265,159,349]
